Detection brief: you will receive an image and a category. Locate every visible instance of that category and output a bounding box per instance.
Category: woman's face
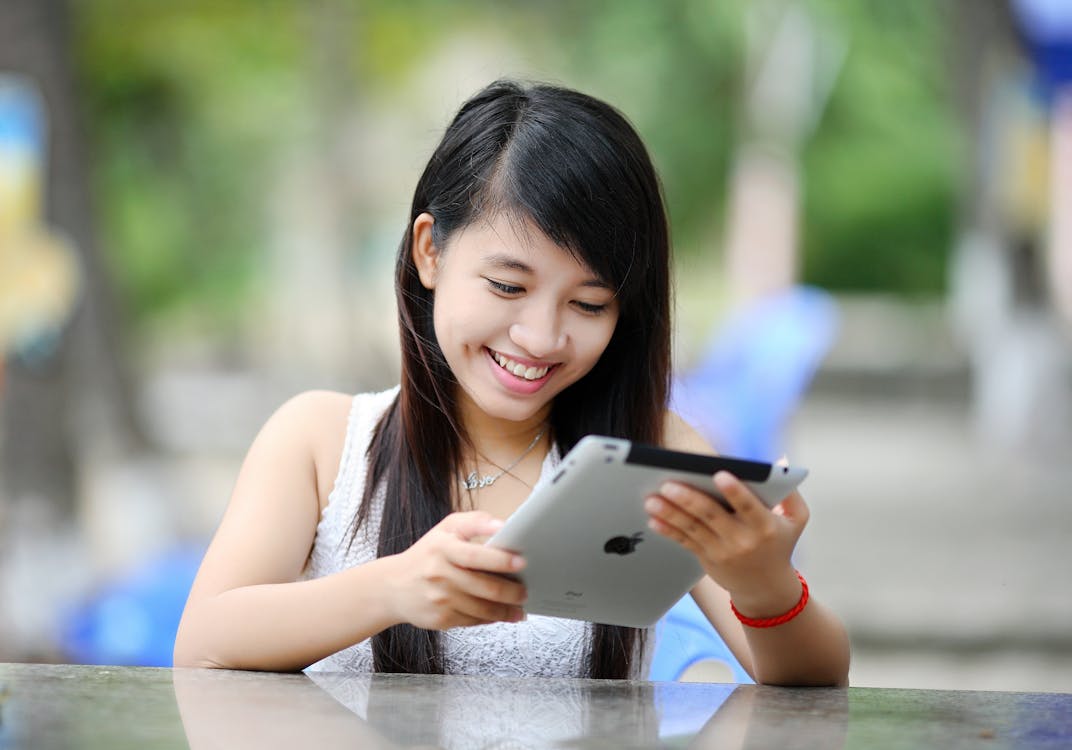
[412,212,620,429]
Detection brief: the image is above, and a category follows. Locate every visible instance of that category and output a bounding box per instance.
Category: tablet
[485,435,808,628]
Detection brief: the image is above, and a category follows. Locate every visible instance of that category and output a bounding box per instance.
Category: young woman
[173,80,850,685]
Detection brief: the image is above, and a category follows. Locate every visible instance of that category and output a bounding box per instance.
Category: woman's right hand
[387,511,529,630]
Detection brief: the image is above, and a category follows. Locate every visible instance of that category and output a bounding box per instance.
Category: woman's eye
[574,301,608,315]
[486,278,523,295]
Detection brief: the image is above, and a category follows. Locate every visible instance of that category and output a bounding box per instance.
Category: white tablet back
[486,436,807,628]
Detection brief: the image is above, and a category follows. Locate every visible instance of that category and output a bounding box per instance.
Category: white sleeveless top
[302,387,652,678]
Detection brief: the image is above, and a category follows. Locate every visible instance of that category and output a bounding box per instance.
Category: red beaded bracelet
[730,571,809,628]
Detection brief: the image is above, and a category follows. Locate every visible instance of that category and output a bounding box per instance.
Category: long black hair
[355,80,672,679]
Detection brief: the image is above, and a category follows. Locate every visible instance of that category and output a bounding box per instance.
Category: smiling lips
[490,349,555,381]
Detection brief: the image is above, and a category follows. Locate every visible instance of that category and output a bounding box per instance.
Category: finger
[452,568,528,607]
[422,574,525,627]
[658,481,735,525]
[427,607,497,630]
[449,589,527,625]
[645,510,714,560]
[440,511,505,541]
[774,490,810,526]
[644,492,721,550]
[446,536,526,575]
[771,456,791,515]
[712,471,769,518]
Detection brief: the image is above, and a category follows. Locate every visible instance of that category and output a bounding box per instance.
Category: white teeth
[492,351,551,381]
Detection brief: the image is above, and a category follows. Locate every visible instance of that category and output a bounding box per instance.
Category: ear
[411,212,439,290]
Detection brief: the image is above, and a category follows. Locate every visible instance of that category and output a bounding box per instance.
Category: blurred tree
[64,0,963,352]
[72,1,306,337]
[539,0,746,256]
[0,0,142,517]
[800,0,960,295]
[541,0,960,295]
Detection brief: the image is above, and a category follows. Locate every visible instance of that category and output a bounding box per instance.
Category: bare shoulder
[274,389,353,431]
[271,390,354,508]
[662,410,717,455]
[182,390,355,604]
[262,390,352,454]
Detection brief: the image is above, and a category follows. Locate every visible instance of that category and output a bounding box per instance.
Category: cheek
[575,316,618,367]
[433,288,492,351]
[431,296,465,370]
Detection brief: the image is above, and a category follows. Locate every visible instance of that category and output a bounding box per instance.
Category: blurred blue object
[652,596,754,684]
[669,286,840,462]
[1013,0,1072,103]
[0,74,45,156]
[649,286,839,682]
[60,545,204,667]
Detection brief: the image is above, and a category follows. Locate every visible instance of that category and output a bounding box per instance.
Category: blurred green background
[77,0,957,336]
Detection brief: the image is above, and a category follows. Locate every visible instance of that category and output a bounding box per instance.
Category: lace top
[302,387,652,678]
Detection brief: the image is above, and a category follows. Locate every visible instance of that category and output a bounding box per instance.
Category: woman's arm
[174,390,389,670]
[173,391,527,671]
[652,413,851,686]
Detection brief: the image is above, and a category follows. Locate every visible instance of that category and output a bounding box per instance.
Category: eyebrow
[482,253,614,290]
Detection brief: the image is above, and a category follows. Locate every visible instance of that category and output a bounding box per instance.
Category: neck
[457,394,550,463]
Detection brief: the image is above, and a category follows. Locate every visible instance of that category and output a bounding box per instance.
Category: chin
[486,400,549,423]
[477,390,556,423]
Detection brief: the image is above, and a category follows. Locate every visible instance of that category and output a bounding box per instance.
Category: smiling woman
[411,212,620,424]
[172,79,849,688]
[343,80,673,679]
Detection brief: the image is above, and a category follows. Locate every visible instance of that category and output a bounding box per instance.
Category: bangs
[470,110,652,308]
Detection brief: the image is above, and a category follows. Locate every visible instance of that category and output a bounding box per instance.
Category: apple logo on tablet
[604,532,644,555]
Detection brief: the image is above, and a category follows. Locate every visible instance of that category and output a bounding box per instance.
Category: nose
[509,303,567,359]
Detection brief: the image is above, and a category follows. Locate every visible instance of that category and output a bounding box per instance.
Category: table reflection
[173,668,849,749]
[691,684,849,750]
[172,668,384,748]
[3,663,1065,749]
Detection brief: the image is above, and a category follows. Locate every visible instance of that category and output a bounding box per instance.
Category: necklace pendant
[460,426,546,491]
[461,471,497,490]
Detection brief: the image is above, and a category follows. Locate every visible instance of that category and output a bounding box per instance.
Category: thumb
[774,490,809,525]
[771,455,804,519]
[441,511,505,541]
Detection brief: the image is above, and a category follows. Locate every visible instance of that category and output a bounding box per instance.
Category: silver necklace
[460,428,547,490]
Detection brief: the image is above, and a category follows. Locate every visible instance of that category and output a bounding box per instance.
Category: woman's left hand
[644,471,809,614]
